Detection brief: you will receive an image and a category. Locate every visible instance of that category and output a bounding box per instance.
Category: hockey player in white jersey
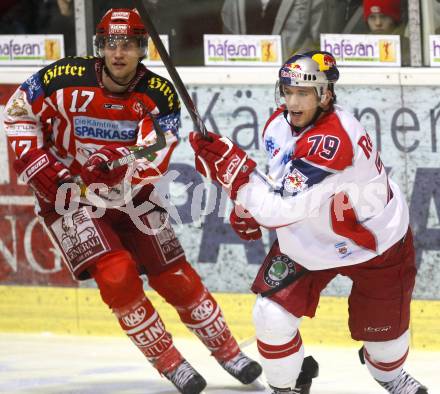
[189,51,428,394]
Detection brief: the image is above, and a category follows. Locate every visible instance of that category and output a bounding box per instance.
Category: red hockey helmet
[95,8,148,58]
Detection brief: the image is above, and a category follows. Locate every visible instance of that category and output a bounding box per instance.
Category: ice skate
[376,369,428,394]
[219,351,263,384]
[358,346,428,394]
[163,359,207,394]
[269,356,319,394]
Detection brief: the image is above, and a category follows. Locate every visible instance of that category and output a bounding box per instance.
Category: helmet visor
[96,35,147,58]
[275,81,323,110]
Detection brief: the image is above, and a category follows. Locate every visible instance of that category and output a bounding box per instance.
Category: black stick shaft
[134,0,208,136]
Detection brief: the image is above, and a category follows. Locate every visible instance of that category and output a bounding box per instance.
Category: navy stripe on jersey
[279,159,332,196]
[157,111,181,136]
[21,73,44,104]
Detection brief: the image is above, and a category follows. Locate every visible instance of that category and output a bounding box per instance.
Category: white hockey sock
[253,296,304,388]
[363,330,410,382]
[257,335,304,388]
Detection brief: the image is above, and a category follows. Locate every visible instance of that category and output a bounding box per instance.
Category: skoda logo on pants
[264,255,296,288]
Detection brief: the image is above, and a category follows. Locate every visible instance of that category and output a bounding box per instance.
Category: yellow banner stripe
[0,286,438,349]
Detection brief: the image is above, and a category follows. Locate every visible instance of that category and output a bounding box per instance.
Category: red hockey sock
[148,261,240,362]
[91,253,183,373]
[176,290,240,362]
[113,295,182,373]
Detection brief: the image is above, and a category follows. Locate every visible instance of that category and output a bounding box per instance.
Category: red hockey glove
[81,145,130,187]
[230,205,262,241]
[189,131,256,200]
[13,148,73,203]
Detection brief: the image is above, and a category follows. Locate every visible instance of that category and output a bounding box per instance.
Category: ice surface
[0,333,438,393]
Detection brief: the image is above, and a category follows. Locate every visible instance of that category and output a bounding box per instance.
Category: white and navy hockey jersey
[236,105,409,270]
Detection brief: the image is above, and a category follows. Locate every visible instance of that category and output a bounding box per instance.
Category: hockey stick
[102,112,166,171]
[134,0,209,137]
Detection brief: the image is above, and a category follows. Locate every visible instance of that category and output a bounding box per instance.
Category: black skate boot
[269,356,319,394]
[358,346,428,394]
[163,359,207,394]
[219,351,263,384]
[376,370,429,394]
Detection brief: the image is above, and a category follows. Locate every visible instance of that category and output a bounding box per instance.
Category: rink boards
[1,68,439,355]
[0,285,438,351]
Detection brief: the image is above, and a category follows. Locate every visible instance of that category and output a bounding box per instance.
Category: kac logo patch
[264,255,296,288]
[191,299,215,321]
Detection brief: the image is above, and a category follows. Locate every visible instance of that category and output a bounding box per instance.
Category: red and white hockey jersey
[236,105,409,270]
[3,56,180,204]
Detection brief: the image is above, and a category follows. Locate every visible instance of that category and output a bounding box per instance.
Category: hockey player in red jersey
[3,8,262,394]
[189,51,428,394]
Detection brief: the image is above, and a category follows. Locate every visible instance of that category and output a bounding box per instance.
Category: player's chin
[289,113,306,127]
[110,68,131,81]
[110,65,127,74]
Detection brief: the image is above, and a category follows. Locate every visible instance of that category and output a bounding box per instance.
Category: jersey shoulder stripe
[136,69,180,115]
[294,111,354,172]
[281,158,333,196]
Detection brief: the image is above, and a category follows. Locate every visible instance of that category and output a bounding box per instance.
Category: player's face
[103,36,141,83]
[367,14,396,34]
[282,85,320,128]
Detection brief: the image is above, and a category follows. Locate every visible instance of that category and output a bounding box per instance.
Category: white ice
[0,333,438,393]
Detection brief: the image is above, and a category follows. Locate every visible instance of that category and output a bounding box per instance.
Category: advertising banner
[320,34,401,66]
[143,35,169,66]
[0,83,439,299]
[203,34,282,66]
[0,35,64,66]
[429,35,440,67]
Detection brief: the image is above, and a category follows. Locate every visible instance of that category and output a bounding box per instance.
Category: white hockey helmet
[277,50,339,103]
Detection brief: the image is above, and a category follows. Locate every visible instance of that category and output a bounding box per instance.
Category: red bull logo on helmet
[312,53,336,71]
[287,62,302,70]
[280,69,301,79]
[323,54,336,67]
[280,62,302,79]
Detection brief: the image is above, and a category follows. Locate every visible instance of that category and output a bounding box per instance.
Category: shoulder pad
[295,112,354,172]
[136,69,180,114]
[39,57,97,95]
